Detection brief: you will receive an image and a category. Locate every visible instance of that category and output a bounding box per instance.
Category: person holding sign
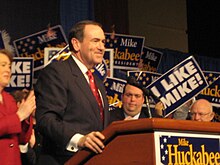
[0,49,36,165]
[172,98,195,120]
[110,76,162,122]
[34,20,110,164]
[189,99,215,122]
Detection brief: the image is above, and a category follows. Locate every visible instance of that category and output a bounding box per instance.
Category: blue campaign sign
[44,45,70,67]
[104,77,126,110]
[147,56,208,117]
[138,46,163,72]
[5,57,34,92]
[155,131,220,165]
[102,49,114,78]
[197,71,220,107]
[105,33,145,70]
[94,59,108,82]
[13,25,68,70]
[94,49,114,81]
[128,71,161,88]
[128,71,162,105]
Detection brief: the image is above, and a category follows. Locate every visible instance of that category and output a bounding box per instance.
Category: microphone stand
[145,95,152,118]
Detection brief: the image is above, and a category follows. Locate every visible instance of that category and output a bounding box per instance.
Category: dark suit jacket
[21,125,42,165]
[34,57,110,164]
[110,107,161,123]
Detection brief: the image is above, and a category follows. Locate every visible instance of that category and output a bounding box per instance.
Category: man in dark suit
[34,20,110,164]
[110,76,162,123]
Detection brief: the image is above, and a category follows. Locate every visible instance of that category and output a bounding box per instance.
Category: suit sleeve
[34,63,73,149]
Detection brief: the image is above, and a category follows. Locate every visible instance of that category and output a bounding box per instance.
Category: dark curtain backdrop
[187,0,220,59]
[59,0,129,35]
[60,0,95,36]
[0,0,60,41]
[94,0,129,34]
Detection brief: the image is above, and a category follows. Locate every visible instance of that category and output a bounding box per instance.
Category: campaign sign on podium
[154,131,220,165]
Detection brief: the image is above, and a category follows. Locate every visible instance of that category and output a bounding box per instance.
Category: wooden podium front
[65,118,220,165]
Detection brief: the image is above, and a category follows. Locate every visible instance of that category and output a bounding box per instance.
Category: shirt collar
[124,112,141,119]
[71,55,88,74]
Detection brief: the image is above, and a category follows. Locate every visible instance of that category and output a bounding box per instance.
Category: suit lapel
[93,73,110,127]
[67,57,102,122]
[139,109,149,119]
[118,108,126,120]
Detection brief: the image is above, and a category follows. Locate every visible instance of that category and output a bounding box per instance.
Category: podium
[65,118,220,165]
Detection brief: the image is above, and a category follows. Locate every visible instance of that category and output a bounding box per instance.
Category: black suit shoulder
[41,57,76,75]
[110,107,161,123]
[110,107,149,123]
[110,107,125,123]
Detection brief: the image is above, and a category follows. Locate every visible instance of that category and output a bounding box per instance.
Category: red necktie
[87,70,104,122]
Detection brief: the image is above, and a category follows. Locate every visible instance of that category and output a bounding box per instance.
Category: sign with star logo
[105,33,145,70]
[147,56,208,117]
[13,25,68,71]
[197,71,220,107]
[138,46,163,72]
[154,131,220,165]
[128,71,161,87]
[104,77,126,110]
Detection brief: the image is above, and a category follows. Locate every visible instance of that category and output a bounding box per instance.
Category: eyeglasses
[189,112,211,117]
[124,93,143,99]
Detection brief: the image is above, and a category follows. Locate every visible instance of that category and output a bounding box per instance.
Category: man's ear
[210,112,215,120]
[71,38,80,52]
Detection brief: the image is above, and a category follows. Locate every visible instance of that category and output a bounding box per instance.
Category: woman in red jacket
[0,49,36,165]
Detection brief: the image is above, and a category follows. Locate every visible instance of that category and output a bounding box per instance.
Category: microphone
[142,87,160,102]
[145,95,152,118]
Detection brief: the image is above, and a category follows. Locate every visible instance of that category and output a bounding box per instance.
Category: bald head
[190,99,214,122]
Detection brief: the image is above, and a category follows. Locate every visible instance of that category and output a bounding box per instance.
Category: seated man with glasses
[189,99,215,122]
[110,76,162,122]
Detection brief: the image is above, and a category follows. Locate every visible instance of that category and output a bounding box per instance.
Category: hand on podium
[78,131,105,154]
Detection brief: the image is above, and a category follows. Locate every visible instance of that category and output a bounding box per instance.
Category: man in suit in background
[110,76,162,123]
[34,20,110,165]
